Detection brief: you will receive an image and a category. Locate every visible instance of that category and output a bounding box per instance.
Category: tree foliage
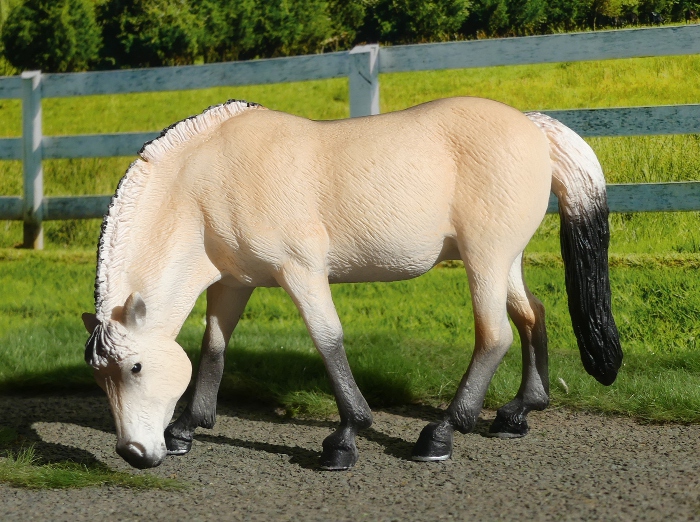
[358,0,471,44]
[1,0,101,72]
[252,0,334,58]
[98,0,199,68]
[1,0,698,71]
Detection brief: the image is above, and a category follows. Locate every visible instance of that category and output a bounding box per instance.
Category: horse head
[82,292,192,469]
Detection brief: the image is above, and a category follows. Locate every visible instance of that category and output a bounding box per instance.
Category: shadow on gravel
[0,391,113,465]
[0,391,498,471]
[207,400,493,467]
[363,416,493,462]
[196,433,322,470]
[0,348,494,471]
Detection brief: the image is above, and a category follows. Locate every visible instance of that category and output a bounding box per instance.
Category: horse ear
[123,292,147,330]
[82,313,99,334]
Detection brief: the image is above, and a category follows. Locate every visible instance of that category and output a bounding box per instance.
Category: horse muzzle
[116,440,165,469]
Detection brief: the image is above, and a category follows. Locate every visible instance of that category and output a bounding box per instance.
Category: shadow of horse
[0,342,487,469]
[206,398,493,467]
[0,388,113,466]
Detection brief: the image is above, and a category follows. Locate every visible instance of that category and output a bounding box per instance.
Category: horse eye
[131,363,142,374]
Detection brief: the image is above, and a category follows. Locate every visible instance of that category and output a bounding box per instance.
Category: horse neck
[98,184,220,339]
[145,228,219,338]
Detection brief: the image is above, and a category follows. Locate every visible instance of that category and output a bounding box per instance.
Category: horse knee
[478,319,514,353]
[204,315,233,351]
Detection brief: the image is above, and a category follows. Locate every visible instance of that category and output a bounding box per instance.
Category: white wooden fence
[1,25,700,248]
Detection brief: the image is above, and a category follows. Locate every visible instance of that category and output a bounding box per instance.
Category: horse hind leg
[276,262,372,471]
[165,283,254,455]
[489,253,550,438]
[413,255,514,461]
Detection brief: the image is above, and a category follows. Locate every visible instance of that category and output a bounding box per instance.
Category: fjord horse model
[82,98,622,470]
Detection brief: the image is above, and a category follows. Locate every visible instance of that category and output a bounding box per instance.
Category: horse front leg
[277,265,373,471]
[165,283,254,455]
[413,261,513,461]
[489,254,549,437]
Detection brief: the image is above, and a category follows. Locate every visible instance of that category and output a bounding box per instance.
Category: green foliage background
[2,0,700,72]
[1,0,101,72]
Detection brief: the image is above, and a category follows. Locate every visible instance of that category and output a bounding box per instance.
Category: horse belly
[325,224,459,284]
[321,151,457,283]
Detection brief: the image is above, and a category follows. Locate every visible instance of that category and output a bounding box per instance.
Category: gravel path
[1,392,698,521]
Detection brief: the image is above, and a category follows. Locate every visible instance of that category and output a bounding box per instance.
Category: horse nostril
[116,441,160,469]
[127,442,146,458]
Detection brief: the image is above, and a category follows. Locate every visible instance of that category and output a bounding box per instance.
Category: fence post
[21,70,43,249]
[349,44,380,118]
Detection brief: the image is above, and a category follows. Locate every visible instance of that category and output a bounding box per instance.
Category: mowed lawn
[0,54,699,423]
[1,249,699,423]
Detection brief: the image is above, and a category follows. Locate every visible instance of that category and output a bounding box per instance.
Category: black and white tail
[527,112,623,385]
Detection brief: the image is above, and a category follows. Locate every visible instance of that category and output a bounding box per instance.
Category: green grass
[1,250,698,424]
[0,426,182,490]
[211,259,700,423]
[0,249,96,391]
[0,444,182,490]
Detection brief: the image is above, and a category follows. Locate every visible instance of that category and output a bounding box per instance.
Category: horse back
[193,98,551,285]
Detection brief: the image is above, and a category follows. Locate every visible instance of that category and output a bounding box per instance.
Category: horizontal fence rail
[540,104,700,137]
[1,25,699,248]
[0,75,21,99]
[546,182,700,213]
[0,195,110,221]
[378,25,700,73]
[40,52,350,98]
[4,183,698,223]
[41,132,158,159]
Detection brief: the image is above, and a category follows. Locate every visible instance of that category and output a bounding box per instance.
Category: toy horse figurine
[82,98,622,470]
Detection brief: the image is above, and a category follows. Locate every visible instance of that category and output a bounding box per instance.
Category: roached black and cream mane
[92,100,263,321]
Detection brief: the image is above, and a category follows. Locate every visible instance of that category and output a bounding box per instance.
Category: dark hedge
[2,0,700,71]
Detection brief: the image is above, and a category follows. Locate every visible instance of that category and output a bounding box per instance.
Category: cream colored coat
[83,97,620,470]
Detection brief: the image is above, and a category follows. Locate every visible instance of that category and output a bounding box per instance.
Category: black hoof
[320,446,358,471]
[488,412,529,438]
[412,422,453,462]
[320,430,358,470]
[165,426,193,455]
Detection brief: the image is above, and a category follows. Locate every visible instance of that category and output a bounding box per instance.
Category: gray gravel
[1,392,699,521]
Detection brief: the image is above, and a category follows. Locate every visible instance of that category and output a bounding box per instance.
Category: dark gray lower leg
[281,269,372,471]
[412,361,489,461]
[490,294,549,438]
[489,354,549,438]
[412,343,511,461]
[319,338,373,470]
[165,285,253,455]
[412,291,513,462]
[165,348,226,454]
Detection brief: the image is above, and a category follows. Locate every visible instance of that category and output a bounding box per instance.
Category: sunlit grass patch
[380,55,700,112]
[172,257,700,424]
[2,248,698,423]
[0,446,183,490]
